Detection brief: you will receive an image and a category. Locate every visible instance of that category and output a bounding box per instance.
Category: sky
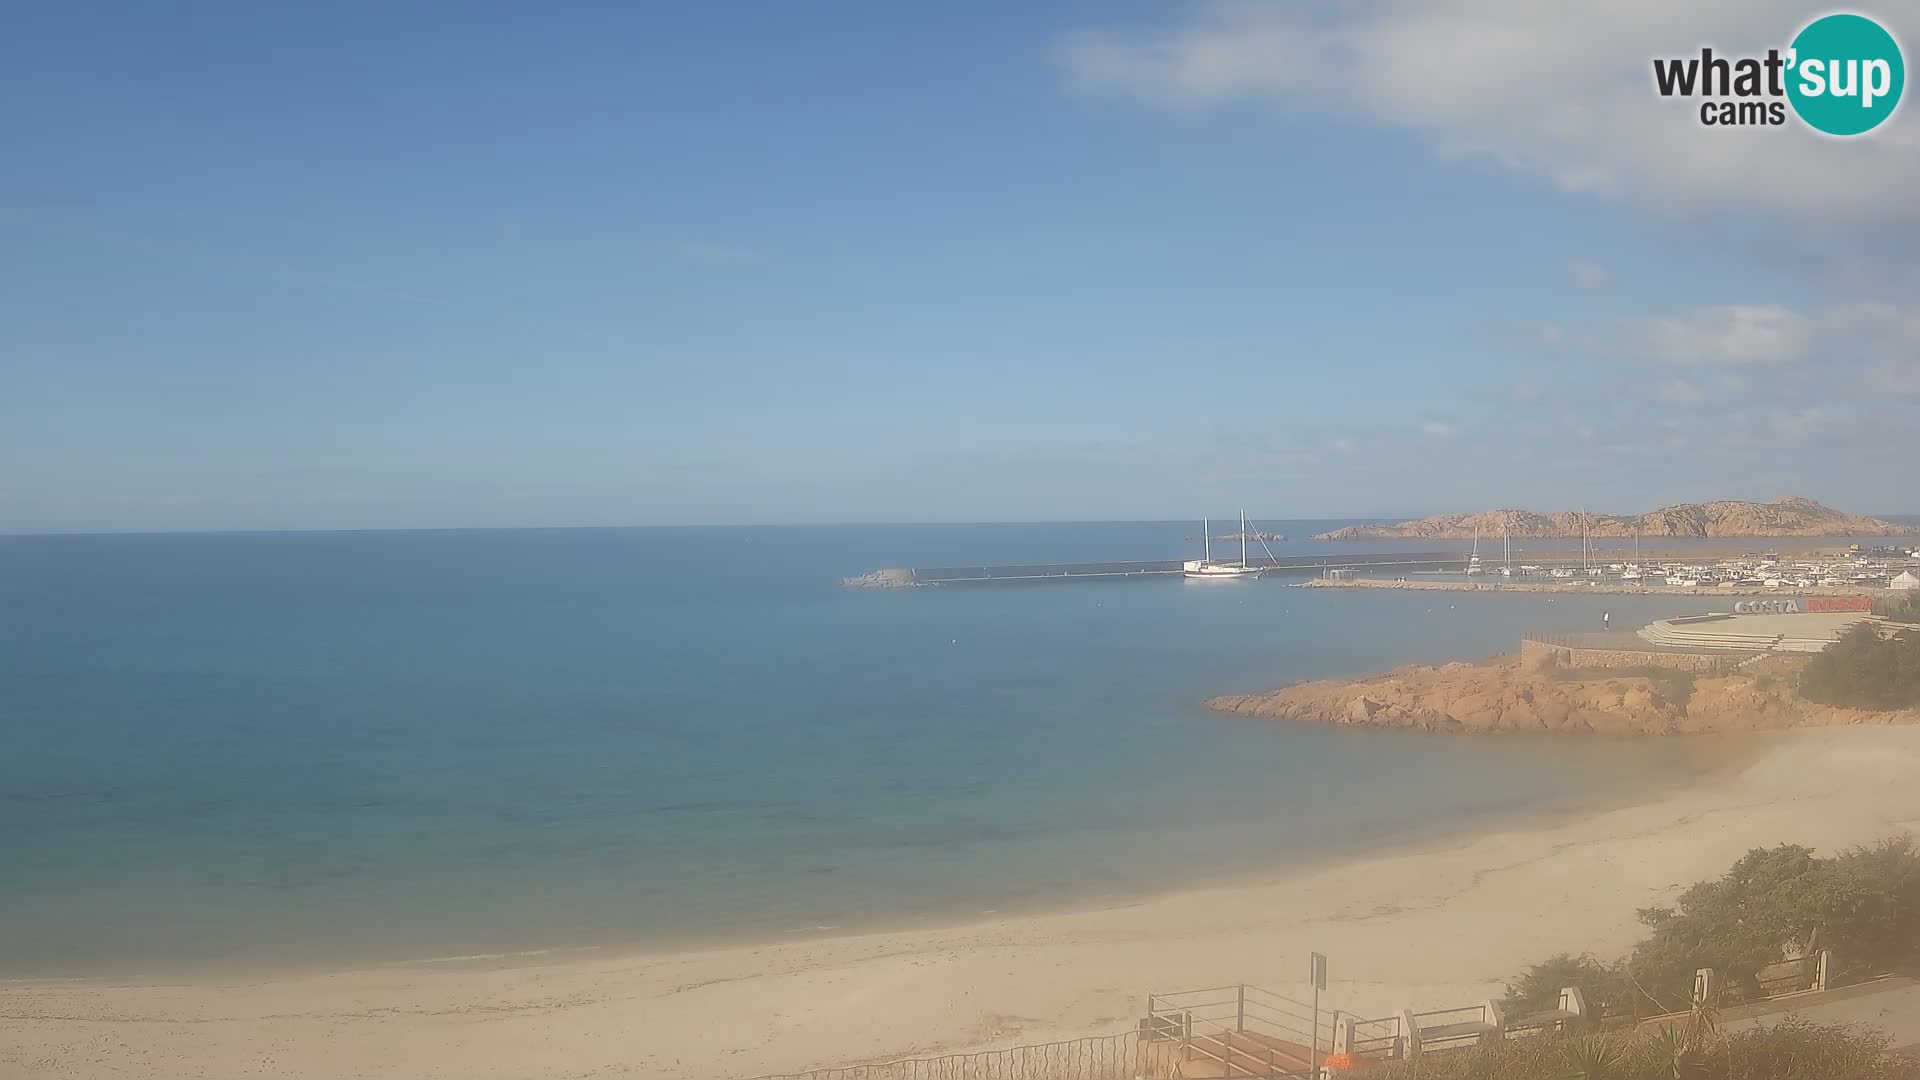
[2,1,1917,532]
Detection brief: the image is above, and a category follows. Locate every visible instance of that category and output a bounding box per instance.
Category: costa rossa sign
[1733,597,1874,614]
[1806,596,1876,613]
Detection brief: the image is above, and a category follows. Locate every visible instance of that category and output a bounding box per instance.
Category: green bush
[1874,592,1920,625]
[1549,666,1698,709]
[1502,953,1632,1021]
[1627,838,1920,1008]
[1360,1020,1920,1080]
[1492,839,1920,1032]
[1799,623,1920,709]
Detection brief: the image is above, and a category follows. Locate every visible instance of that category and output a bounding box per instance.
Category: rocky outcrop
[1207,655,1920,735]
[1314,497,1912,541]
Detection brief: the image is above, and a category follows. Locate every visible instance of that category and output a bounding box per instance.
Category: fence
[1144,983,1329,1078]
[1344,1013,1405,1060]
[747,1033,1148,1080]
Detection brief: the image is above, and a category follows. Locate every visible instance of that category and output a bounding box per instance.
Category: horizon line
[5,510,1919,541]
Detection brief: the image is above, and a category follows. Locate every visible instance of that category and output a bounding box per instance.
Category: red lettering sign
[1805,596,1874,613]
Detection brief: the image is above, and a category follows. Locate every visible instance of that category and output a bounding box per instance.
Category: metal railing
[1407,1004,1499,1051]
[1346,1014,1404,1060]
[748,1032,1147,1080]
[1143,984,1329,1078]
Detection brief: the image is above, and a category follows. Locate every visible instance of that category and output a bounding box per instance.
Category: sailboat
[1465,533,1484,575]
[1185,511,1265,580]
[1499,522,1516,576]
[1621,532,1643,581]
[1582,508,1603,576]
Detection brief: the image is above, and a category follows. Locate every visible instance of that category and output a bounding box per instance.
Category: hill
[1314,497,1911,541]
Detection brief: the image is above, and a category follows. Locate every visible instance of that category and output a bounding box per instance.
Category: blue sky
[3,1,1916,531]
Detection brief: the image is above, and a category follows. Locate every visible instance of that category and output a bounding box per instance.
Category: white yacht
[1184,512,1265,580]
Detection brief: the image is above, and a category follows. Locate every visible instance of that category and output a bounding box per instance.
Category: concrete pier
[845,551,1466,588]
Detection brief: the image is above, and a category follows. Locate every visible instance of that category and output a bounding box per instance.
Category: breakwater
[844,551,1465,588]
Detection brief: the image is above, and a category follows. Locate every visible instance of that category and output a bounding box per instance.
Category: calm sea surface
[0,522,1823,975]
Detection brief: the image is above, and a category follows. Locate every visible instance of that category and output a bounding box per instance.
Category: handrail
[1411,1005,1487,1022]
[1150,983,1243,1000]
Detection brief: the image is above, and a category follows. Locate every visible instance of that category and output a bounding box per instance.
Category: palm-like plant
[1560,1035,1624,1080]
[1678,993,1719,1077]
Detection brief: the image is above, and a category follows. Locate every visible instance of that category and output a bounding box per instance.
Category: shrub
[1550,665,1698,709]
[1874,591,1920,625]
[1502,953,1632,1021]
[1798,623,1920,709]
[1627,838,1920,1007]
[1360,1021,1920,1080]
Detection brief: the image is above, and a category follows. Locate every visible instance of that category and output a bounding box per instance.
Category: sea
[0,521,1855,977]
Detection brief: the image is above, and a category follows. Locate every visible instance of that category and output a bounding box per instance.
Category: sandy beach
[8,726,1920,1079]
[1307,577,1900,598]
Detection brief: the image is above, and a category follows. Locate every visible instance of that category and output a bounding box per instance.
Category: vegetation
[1502,838,1920,1018]
[1873,591,1920,625]
[1549,665,1698,709]
[1361,1020,1920,1080]
[1798,623,1920,709]
[1501,953,1631,1020]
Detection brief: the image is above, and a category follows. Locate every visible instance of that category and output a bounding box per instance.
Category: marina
[847,545,1920,590]
[843,550,1467,587]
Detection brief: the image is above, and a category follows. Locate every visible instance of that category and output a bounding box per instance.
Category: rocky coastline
[1207,654,1920,735]
[1315,496,1911,541]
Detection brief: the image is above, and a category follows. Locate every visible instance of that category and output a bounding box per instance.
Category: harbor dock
[844,551,1465,588]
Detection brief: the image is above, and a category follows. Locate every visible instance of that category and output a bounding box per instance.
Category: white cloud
[1626,305,1814,365]
[1521,304,1814,365]
[1658,379,1707,404]
[1420,420,1456,437]
[1057,1,1920,225]
[1564,260,1611,291]
[1823,302,1920,352]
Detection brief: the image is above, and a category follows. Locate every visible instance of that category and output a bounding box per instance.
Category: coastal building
[1893,570,1920,591]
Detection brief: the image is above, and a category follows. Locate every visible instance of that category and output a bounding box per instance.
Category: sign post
[1310,952,1328,1072]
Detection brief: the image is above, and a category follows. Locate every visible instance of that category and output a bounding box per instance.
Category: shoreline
[0,726,1750,988]
[12,729,1920,1079]
[1308,577,1897,597]
[0,744,1715,986]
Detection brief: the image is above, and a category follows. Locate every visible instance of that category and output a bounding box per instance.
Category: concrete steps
[1636,612,1873,654]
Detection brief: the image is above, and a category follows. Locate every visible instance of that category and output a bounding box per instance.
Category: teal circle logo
[1787,13,1904,135]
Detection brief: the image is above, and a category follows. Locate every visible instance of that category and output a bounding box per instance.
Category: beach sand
[8,726,1920,1079]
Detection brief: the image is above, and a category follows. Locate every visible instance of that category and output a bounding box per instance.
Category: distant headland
[1315,496,1912,541]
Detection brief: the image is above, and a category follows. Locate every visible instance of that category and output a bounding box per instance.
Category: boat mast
[1240,509,1249,568]
[1203,517,1211,564]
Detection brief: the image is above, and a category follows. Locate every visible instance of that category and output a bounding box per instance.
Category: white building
[1893,570,1920,591]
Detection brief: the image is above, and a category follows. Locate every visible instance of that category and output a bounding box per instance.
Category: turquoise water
[0,523,1738,976]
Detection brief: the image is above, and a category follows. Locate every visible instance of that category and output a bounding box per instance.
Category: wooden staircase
[1175,1030,1315,1077]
